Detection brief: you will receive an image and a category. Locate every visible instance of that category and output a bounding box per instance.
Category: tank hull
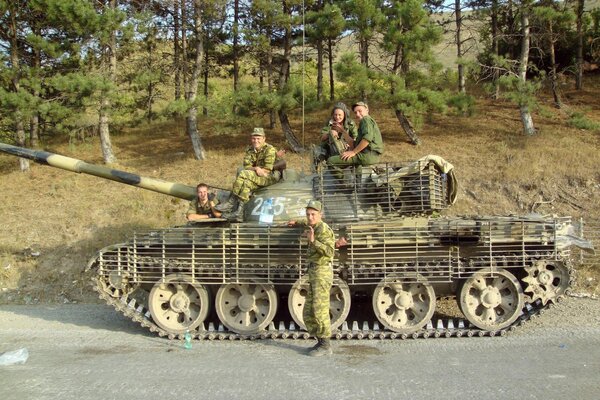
[89,215,576,339]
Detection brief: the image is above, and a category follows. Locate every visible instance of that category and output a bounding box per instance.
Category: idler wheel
[98,271,139,298]
[215,280,278,334]
[372,275,436,334]
[522,260,570,305]
[148,274,211,334]
[288,277,350,331]
[459,268,524,331]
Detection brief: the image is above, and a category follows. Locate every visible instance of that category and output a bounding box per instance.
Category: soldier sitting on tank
[326,101,384,183]
[217,127,283,221]
[314,102,358,164]
[186,183,222,221]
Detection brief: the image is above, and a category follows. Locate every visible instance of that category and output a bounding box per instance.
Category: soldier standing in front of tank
[288,200,336,356]
[217,128,280,221]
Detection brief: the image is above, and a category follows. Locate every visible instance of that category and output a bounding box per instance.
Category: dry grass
[1,77,599,304]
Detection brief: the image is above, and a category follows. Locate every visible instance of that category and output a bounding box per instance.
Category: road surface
[1,298,599,400]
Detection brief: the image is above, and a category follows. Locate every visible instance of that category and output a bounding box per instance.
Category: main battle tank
[0,142,593,341]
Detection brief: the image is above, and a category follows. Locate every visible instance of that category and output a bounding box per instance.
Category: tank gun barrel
[0,142,196,201]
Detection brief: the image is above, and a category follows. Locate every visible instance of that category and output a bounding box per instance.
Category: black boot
[224,200,246,222]
[308,338,332,357]
[215,195,238,212]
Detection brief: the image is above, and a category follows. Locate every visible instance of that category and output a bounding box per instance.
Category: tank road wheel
[459,268,524,331]
[372,275,436,334]
[287,277,351,331]
[522,260,570,305]
[215,281,278,334]
[148,274,211,335]
[98,271,139,298]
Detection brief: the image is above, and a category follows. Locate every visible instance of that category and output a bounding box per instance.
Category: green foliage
[447,92,476,116]
[568,112,600,131]
[496,75,542,109]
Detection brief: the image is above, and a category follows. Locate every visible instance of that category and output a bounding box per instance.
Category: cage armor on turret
[0,142,593,340]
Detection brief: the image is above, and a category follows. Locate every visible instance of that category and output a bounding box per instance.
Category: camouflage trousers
[303,263,333,339]
[232,170,279,202]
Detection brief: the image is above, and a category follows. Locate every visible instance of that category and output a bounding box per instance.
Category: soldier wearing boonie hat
[287,199,335,356]
[216,127,280,221]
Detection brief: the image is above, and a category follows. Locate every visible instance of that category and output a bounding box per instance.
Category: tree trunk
[278,110,304,153]
[232,0,239,112]
[518,6,535,136]
[266,29,275,129]
[186,0,206,160]
[394,109,421,145]
[277,6,303,151]
[455,0,465,94]
[174,0,181,100]
[575,0,584,90]
[328,38,335,101]
[97,0,117,164]
[30,30,40,148]
[491,0,500,99]
[203,35,209,116]
[547,18,562,108]
[8,3,29,171]
[317,39,323,101]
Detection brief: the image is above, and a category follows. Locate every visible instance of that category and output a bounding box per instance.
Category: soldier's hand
[335,237,348,248]
[341,150,356,161]
[255,167,269,177]
[306,226,315,243]
[287,220,297,227]
[331,124,347,136]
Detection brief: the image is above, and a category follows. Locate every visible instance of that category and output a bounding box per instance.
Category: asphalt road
[1,299,599,400]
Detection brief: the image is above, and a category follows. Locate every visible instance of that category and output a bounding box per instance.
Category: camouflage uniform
[327,114,384,167]
[299,219,335,339]
[233,143,279,202]
[186,196,219,218]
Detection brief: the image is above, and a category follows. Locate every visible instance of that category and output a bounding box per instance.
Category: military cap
[251,127,265,137]
[352,101,368,110]
[306,200,322,212]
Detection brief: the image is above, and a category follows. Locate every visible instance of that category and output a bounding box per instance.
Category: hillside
[1,78,599,305]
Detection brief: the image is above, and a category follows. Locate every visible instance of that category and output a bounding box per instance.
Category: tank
[0,142,593,340]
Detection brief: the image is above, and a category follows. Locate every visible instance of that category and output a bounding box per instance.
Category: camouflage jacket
[186,196,219,217]
[242,143,277,172]
[298,220,335,266]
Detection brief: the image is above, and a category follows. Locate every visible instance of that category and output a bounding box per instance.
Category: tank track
[92,276,570,342]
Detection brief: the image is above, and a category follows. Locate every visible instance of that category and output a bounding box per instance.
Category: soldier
[327,101,383,169]
[317,102,358,161]
[287,200,336,356]
[186,183,222,221]
[217,128,281,221]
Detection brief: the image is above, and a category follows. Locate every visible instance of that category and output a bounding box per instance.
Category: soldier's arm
[261,146,277,171]
[312,227,335,258]
[242,149,253,169]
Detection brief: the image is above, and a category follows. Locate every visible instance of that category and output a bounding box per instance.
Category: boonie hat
[352,101,368,110]
[306,200,322,212]
[251,127,265,137]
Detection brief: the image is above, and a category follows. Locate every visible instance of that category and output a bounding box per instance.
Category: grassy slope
[1,78,599,304]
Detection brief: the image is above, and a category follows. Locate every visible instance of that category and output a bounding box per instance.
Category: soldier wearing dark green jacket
[327,101,383,168]
[288,200,335,357]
